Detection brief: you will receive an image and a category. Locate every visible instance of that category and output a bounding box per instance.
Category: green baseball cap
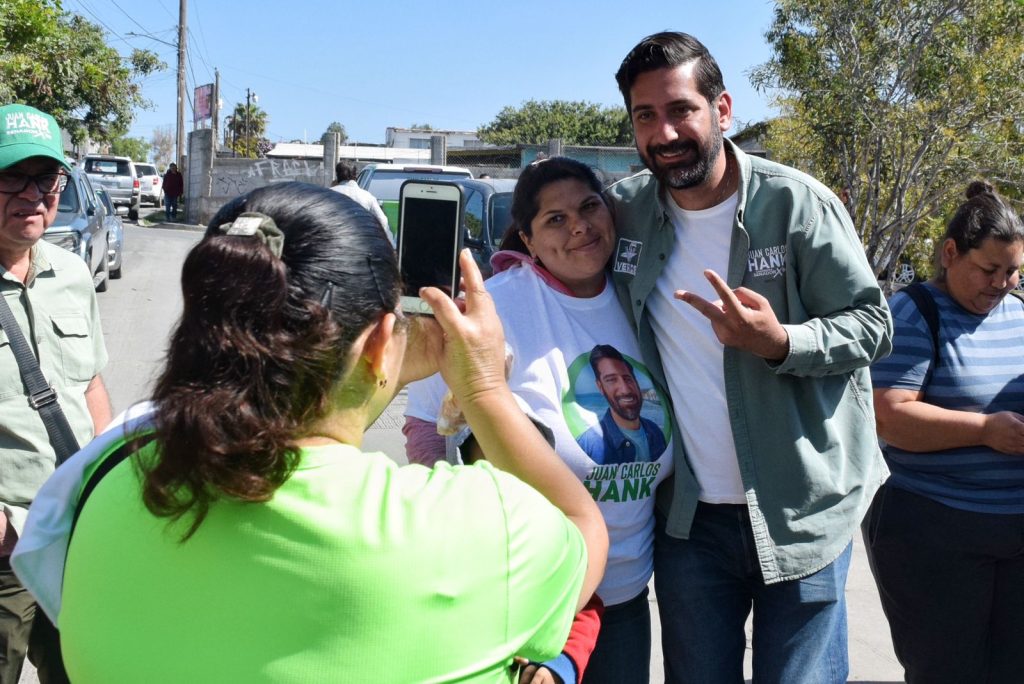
[0,104,71,172]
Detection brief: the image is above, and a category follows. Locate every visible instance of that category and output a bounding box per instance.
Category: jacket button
[659,253,666,260]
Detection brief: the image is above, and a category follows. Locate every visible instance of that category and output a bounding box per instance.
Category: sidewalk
[365,390,905,683]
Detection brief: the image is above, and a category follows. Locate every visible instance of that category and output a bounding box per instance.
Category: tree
[108,136,150,161]
[409,123,433,131]
[226,102,269,158]
[478,100,632,146]
[323,121,347,143]
[0,0,165,144]
[150,125,174,168]
[751,0,1024,290]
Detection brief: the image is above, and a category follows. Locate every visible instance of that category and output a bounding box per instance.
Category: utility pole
[213,68,220,153]
[245,88,258,158]
[176,0,187,166]
[245,88,251,158]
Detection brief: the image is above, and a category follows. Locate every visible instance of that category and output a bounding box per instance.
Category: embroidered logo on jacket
[613,238,642,276]
[747,244,787,279]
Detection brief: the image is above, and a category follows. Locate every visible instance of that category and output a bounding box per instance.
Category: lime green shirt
[0,241,107,534]
[61,443,587,683]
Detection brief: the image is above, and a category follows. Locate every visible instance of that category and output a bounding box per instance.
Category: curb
[138,220,206,233]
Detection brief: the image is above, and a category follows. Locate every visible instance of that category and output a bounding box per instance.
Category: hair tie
[219,212,284,258]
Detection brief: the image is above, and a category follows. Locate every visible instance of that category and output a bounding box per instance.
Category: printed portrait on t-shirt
[562,344,671,466]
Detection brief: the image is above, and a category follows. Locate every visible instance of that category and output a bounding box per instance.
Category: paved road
[22,224,905,683]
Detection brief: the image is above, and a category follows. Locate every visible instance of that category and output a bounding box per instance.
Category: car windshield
[85,159,130,175]
[58,177,79,213]
[490,193,513,245]
[136,165,156,176]
[367,172,471,201]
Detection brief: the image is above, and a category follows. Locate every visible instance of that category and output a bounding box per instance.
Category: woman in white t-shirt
[406,158,674,684]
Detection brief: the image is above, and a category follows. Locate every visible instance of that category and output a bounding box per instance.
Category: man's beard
[610,397,641,422]
[641,125,723,190]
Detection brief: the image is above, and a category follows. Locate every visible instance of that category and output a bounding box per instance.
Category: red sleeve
[562,594,604,684]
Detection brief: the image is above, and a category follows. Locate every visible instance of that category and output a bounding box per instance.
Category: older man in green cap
[0,104,110,683]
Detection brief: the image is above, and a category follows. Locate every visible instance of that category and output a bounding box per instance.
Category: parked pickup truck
[356,163,472,235]
[83,154,140,220]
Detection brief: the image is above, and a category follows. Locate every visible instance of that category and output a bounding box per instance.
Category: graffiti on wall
[212,158,326,198]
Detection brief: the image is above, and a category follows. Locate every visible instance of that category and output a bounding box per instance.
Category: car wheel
[128,201,139,221]
[94,249,109,293]
[109,250,121,278]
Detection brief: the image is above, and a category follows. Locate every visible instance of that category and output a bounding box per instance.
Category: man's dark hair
[615,31,725,112]
[335,159,358,184]
[589,344,635,379]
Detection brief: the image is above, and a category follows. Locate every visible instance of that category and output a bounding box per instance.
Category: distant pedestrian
[162,163,183,221]
[331,160,391,241]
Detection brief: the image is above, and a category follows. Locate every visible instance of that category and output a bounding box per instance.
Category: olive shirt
[0,241,107,535]
[606,141,893,583]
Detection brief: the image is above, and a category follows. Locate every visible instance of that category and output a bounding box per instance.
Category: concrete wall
[186,128,330,225]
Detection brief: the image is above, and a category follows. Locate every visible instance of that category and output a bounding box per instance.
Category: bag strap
[0,290,81,464]
[901,285,1024,388]
[70,433,157,539]
[899,283,941,387]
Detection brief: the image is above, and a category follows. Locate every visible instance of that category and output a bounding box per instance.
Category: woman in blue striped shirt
[866,180,1024,684]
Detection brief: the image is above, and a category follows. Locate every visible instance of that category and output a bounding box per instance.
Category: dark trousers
[164,194,179,219]
[583,587,651,684]
[654,504,850,684]
[0,561,68,684]
[863,484,1024,684]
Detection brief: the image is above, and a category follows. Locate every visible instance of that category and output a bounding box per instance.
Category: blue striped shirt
[871,283,1024,513]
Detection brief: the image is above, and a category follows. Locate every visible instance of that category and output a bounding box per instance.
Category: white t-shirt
[406,265,674,606]
[331,180,392,241]
[648,192,746,504]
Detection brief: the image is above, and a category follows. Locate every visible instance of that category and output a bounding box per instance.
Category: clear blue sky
[65,0,780,149]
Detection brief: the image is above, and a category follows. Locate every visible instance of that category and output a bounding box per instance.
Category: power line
[187,29,215,82]
[68,0,129,43]
[189,0,217,81]
[152,0,177,21]
[107,0,153,35]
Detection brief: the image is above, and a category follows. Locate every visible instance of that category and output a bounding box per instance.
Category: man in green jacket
[608,32,892,683]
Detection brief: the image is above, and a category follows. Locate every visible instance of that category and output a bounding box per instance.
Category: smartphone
[397,180,464,315]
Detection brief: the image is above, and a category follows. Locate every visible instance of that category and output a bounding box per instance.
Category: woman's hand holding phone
[421,249,506,405]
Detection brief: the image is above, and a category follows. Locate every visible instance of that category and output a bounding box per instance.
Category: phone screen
[399,196,460,297]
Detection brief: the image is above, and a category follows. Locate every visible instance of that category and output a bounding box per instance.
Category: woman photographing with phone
[15,182,607,683]
[406,158,674,684]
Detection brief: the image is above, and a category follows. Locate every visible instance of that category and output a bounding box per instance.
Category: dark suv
[452,178,516,278]
[83,155,140,220]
